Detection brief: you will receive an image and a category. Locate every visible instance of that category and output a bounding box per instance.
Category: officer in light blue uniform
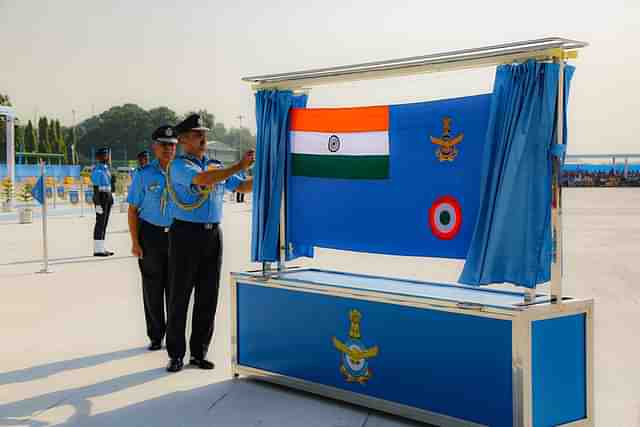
[169,157,244,223]
[134,150,150,176]
[91,147,114,256]
[127,125,177,351]
[164,113,254,373]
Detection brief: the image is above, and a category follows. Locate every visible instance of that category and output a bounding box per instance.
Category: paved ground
[1,188,639,426]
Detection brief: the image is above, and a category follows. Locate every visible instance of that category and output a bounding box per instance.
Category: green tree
[223,127,256,158]
[55,121,67,162]
[74,104,256,166]
[25,121,36,156]
[0,93,11,106]
[149,107,179,129]
[212,122,227,141]
[15,124,25,153]
[78,103,153,164]
[38,117,50,154]
[47,119,57,157]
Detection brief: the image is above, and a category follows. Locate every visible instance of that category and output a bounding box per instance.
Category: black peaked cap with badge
[96,147,111,157]
[174,114,210,135]
[152,125,178,143]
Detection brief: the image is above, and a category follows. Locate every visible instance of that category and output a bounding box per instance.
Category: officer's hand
[239,150,255,170]
[132,243,143,258]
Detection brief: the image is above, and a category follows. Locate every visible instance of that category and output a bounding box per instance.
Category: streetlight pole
[236,114,245,161]
[72,109,77,165]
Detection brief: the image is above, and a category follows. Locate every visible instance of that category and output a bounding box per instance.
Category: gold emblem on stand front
[332,309,379,384]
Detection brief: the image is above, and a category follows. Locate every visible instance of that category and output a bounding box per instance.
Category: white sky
[1,0,639,154]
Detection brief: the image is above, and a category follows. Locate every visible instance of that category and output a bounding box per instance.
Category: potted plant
[1,178,14,212]
[17,182,34,224]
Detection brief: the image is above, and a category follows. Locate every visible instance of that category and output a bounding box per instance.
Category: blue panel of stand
[532,314,587,427]
[237,282,513,427]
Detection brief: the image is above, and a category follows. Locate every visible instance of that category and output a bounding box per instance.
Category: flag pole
[80,177,85,217]
[38,161,52,274]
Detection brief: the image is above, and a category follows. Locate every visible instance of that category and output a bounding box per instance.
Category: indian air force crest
[332,309,379,384]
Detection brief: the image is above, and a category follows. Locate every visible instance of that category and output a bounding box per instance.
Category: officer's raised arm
[191,151,254,186]
[173,114,254,187]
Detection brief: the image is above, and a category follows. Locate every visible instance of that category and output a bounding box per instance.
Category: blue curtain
[251,90,308,262]
[459,60,574,288]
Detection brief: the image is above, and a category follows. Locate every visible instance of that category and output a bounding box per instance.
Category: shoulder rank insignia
[332,309,379,384]
[431,117,464,162]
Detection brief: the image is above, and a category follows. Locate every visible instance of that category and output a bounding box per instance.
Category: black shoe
[93,252,110,257]
[189,358,214,370]
[106,251,114,256]
[149,341,162,351]
[166,359,183,372]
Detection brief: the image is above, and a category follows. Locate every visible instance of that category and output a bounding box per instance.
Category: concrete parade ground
[1,188,639,426]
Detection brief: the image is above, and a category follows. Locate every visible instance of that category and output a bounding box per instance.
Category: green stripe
[292,154,389,179]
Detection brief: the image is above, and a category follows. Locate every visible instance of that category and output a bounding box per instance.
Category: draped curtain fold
[251,90,308,262]
[459,60,574,288]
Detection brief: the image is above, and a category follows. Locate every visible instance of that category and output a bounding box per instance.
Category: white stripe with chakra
[291,131,389,156]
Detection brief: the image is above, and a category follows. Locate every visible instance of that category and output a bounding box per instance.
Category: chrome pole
[550,58,565,303]
[39,162,52,273]
[277,187,286,272]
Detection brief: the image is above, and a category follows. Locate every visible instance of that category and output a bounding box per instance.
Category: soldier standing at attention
[91,147,115,257]
[127,126,177,351]
[135,150,150,175]
[165,113,254,373]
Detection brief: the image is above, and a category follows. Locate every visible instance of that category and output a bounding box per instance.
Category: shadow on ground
[1,353,427,427]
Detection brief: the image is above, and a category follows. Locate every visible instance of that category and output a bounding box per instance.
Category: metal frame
[550,58,565,302]
[230,272,594,427]
[247,37,589,302]
[243,37,587,89]
[241,37,592,424]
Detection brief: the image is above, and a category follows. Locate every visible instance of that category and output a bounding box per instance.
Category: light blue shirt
[90,163,111,191]
[127,160,172,227]
[168,154,243,224]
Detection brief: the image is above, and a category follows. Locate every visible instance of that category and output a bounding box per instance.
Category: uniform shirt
[91,163,112,192]
[169,154,243,224]
[127,160,172,227]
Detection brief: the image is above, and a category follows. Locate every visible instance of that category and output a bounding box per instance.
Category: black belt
[172,219,219,230]
[141,220,170,233]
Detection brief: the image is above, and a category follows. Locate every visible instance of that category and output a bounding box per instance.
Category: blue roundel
[342,338,368,377]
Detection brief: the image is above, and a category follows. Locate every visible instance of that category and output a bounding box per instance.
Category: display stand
[233,38,593,427]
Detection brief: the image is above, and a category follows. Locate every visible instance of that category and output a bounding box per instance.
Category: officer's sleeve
[224,174,244,192]
[171,159,200,186]
[127,172,144,208]
[171,159,203,194]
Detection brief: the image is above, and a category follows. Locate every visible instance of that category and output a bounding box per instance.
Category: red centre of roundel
[429,195,462,240]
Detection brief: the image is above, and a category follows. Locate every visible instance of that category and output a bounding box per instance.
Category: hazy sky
[1,0,639,154]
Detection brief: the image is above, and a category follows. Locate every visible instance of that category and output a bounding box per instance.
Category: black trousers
[236,192,245,203]
[166,220,223,360]
[93,192,113,240]
[138,220,169,343]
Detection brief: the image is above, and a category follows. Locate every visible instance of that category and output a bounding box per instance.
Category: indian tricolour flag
[289,106,390,179]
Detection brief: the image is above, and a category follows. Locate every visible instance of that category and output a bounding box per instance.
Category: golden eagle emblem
[332,309,379,384]
[431,117,464,162]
